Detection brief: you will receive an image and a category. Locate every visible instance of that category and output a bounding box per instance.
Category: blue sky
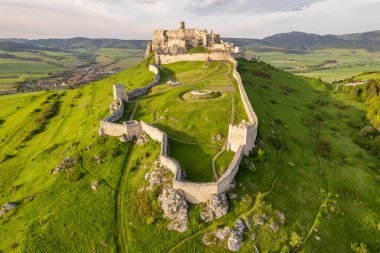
[0,0,379,39]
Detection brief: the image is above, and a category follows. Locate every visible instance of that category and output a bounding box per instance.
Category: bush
[350,241,369,253]
[67,169,85,182]
[317,140,331,159]
[289,231,303,248]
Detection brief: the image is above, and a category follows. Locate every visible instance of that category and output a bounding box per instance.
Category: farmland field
[251,48,380,82]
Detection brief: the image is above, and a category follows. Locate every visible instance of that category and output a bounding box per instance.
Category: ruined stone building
[146,21,241,56]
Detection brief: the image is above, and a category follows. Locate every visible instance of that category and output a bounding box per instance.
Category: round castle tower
[178,21,185,29]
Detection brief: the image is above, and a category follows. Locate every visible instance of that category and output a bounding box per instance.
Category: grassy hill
[0,59,379,252]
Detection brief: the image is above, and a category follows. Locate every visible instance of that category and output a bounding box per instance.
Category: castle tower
[113,84,129,101]
[178,21,185,29]
[226,120,256,155]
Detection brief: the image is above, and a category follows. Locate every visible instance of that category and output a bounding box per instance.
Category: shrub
[289,231,303,248]
[67,169,85,182]
[350,241,369,253]
[267,135,283,150]
[317,140,331,159]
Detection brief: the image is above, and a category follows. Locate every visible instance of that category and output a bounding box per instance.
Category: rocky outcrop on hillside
[136,132,149,146]
[144,161,171,191]
[0,202,17,216]
[200,193,228,222]
[109,99,120,113]
[158,186,188,233]
[51,156,78,174]
[227,219,245,251]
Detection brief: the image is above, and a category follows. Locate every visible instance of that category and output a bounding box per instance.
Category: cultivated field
[252,48,380,82]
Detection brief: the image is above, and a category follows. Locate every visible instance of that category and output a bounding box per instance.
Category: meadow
[0,58,379,253]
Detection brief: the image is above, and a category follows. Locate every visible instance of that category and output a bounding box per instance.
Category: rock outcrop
[136,132,149,146]
[144,161,171,191]
[109,100,120,113]
[200,193,228,222]
[0,202,17,216]
[91,180,100,191]
[158,186,188,233]
[227,219,245,251]
[51,157,78,174]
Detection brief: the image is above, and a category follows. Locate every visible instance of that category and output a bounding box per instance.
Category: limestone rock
[268,221,279,232]
[200,193,229,222]
[229,193,238,199]
[216,227,231,240]
[109,99,120,113]
[227,229,243,251]
[202,233,216,246]
[118,135,128,143]
[245,217,252,231]
[252,214,265,225]
[136,132,149,146]
[98,128,104,136]
[234,219,245,234]
[91,180,100,191]
[51,157,78,174]
[275,210,286,224]
[0,202,17,216]
[145,163,171,191]
[230,180,236,189]
[158,187,188,233]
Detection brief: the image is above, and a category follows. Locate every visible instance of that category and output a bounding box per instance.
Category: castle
[146,21,241,56]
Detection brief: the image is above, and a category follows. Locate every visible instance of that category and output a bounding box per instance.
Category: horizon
[0,0,379,40]
[1,29,380,41]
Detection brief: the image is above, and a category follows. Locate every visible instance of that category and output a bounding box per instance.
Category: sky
[0,0,379,39]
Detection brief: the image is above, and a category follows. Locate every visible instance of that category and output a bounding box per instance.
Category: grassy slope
[0,60,153,252]
[1,58,379,253]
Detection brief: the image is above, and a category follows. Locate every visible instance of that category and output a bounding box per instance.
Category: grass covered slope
[134,61,247,182]
[0,60,154,252]
[237,59,379,252]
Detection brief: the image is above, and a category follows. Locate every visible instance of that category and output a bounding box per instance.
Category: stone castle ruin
[146,21,242,56]
[100,22,258,206]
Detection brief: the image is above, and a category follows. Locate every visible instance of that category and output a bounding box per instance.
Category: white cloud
[0,0,378,39]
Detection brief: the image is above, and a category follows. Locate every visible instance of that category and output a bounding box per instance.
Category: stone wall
[113,85,128,101]
[99,54,260,204]
[126,65,160,100]
[157,52,230,64]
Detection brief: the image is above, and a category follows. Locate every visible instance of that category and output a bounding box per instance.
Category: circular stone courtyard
[181,89,221,102]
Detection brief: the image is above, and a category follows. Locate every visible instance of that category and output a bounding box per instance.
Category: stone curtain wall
[157,52,230,64]
[126,65,160,101]
[99,55,260,203]
[229,56,258,125]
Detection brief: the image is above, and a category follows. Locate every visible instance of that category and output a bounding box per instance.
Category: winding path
[211,62,235,180]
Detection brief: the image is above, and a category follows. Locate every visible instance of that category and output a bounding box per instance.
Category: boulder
[91,180,100,191]
[275,210,287,224]
[109,100,120,113]
[234,219,245,234]
[216,227,231,240]
[252,214,265,225]
[227,229,243,251]
[0,202,17,216]
[245,217,252,231]
[136,132,149,146]
[268,221,279,232]
[98,128,105,136]
[200,193,228,222]
[158,187,188,233]
[229,193,238,199]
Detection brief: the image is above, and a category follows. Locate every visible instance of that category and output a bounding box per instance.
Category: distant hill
[0,41,62,52]
[261,30,380,51]
[20,38,149,51]
[1,30,379,53]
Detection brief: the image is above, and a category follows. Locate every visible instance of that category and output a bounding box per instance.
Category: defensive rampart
[99,55,259,203]
[157,52,230,64]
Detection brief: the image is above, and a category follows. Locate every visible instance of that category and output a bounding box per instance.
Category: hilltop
[0,56,379,252]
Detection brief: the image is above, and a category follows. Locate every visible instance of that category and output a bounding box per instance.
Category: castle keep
[146,21,241,56]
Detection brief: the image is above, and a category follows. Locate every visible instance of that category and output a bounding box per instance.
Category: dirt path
[168,135,221,149]
[211,62,235,180]
[115,143,135,253]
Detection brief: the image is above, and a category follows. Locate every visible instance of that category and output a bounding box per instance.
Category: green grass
[1,58,379,253]
[0,60,155,252]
